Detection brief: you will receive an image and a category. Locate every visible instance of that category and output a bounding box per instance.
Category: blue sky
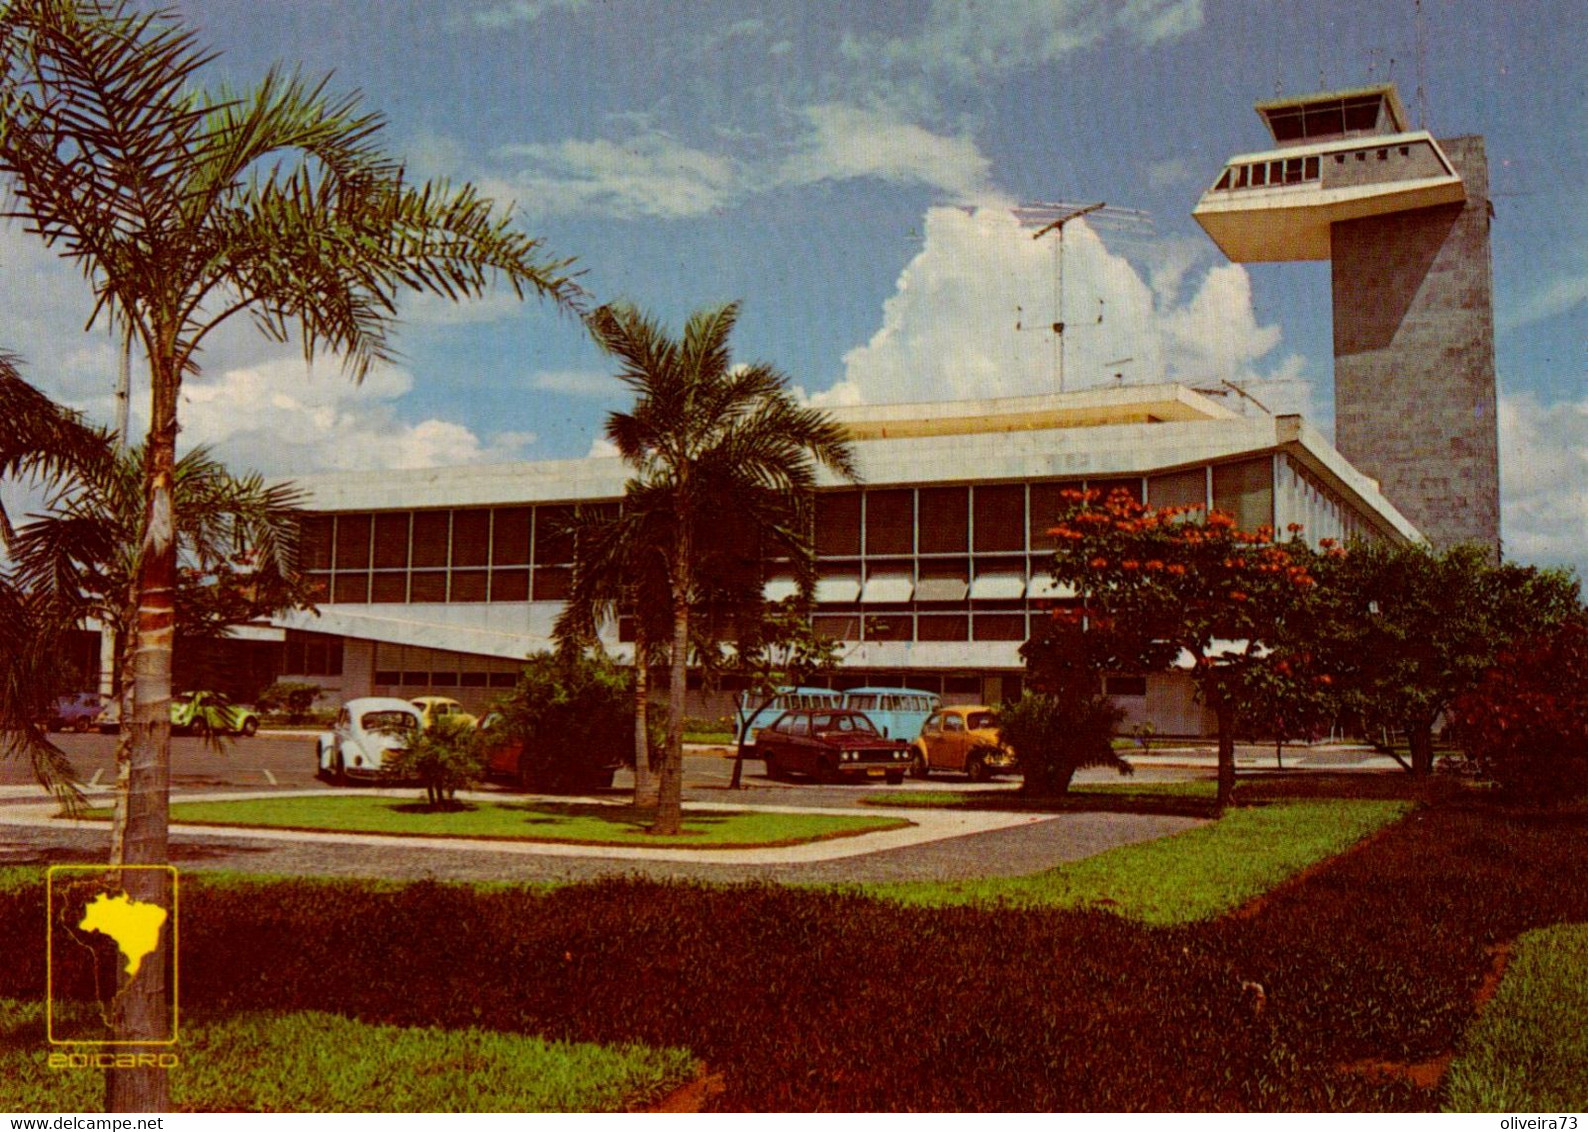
[4,0,1585,574]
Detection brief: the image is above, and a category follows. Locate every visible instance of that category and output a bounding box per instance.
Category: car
[755,708,912,784]
[410,695,477,730]
[317,697,424,783]
[171,691,260,737]
[910,705,1016,782]
[477,711,619,793]
[50,691,107,732]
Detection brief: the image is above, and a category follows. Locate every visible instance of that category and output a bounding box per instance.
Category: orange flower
[1089,556,1109,569]
[1121,559,1139,570]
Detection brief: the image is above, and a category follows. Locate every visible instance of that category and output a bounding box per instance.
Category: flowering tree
[1040,489,1324,806]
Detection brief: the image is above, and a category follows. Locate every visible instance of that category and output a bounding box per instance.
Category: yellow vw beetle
[909,705,1016,782]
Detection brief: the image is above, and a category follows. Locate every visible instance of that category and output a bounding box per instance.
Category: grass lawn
[0,1001,695,1112]
[856,798,1411,923]
[84,795,910,848]
[683,731,735,745]
[862,779,1220,809]
[1444,923,1588,1111]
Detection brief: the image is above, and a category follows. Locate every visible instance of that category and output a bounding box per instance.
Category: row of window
[1212,145,1422,193]
[299,462,1278,606]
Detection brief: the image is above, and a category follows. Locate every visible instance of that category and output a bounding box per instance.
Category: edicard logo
[46,865,179,1048]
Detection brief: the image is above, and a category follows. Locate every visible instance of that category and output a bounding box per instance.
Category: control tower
[1192,84,1499,555]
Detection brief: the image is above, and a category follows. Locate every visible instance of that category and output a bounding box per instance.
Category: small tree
[1000,691,1129,796]
[1453,613,1588,804]
[384,716,485,809]
[497,651,639,793]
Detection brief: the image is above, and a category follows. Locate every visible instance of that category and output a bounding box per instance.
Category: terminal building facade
[266,383,1419,734]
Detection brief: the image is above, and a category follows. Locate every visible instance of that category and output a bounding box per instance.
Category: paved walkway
[0,787,1202,885]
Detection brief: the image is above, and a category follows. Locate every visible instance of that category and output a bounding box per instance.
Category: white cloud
[493,132,746,220]
[1499,390,1588,576]
[783,104,995,202]
[853,0,1204,83]
[811,205,1299,409]
[527,369,619,398]
[176,358,536,475]
[585,435,621,459]
[466,0,588,30]
[1501,269,1588,333]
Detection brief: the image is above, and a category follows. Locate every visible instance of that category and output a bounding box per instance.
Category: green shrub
[1000,691,1130,795]
[497,652,639,789]
[383,716,487,808]
[254,680,324,724]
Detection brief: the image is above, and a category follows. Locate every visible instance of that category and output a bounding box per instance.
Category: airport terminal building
[266,383,1420,735]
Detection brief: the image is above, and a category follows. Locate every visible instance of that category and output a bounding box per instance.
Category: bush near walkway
[3,789,1585,1110]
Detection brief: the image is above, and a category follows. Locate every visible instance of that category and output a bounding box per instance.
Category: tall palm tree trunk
[106,400,177,1113]
[631,625,657,806]
[654,591,689,835]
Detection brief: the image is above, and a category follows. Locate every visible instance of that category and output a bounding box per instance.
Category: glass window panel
[863,614,912,642]
[370,573,407,603]
[1148,468,1207,510]
[915,575,969,603]
[450,569,488,602]
[1267,108,1304,141]
[334,514,370,569]
[1343,96,1380,131]
[974,614,1027,641]
[409,571,447,603]
[489,569,529,603]
[1305,155,1320,180]
[1212,458,1275,533]
[451,509,490,567]
[1250,163,1267,186]
[489,672,517,688]
[974,484,1025,552]
[917,486,968,553]
[815,492,861,557]
[331,572,369,604]
[534,506,574,564]
[492,508,531,566]
[299,516,333,570]
[865,489,913,556]
[305,573,331,604]
[459,671,488,687]
[861,574,914,603]
[533,565,571,601]
[402,671,429,687]
[429,671,459,687]
[813,614,860,641]
[916,615,969,642]
[374,670,400,686]
[1028,481,1075,550]
[1304,104,1344,137]
[815,574,862,603]
[411,511,450,568]
[372,513,410,569]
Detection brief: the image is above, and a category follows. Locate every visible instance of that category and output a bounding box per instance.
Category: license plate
[867,768,886,777]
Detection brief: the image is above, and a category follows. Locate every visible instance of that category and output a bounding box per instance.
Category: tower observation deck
[1192,84,1499,555]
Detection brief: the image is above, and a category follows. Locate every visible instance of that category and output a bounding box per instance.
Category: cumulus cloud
[810,205,1303,409]
[1499,390,1588,576]
[1501,269,1588,334]
[176,358,536,475]
[527,369,619,398]
[782,104,995,201]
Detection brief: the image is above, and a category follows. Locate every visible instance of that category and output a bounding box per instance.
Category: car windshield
[810,713,877,735]
[362,711,417,734]
[967,712,1000,731]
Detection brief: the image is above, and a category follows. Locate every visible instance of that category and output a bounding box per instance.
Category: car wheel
[762,752,781,780]
[239,716,259,738]
[72,717,95,734]
[965,751,989,783]
[885,771,904,786]
[909,750,929,780]
[333,750,348,786]
[190,717,210,739]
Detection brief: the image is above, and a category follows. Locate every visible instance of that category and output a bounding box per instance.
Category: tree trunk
[106,399,176,1113]
[652,590,689,835]
[1215,702,1237,809]
[630,629,657,807]
[1407,718,1436,778]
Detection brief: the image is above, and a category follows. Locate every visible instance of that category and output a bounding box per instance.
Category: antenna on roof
[1414,0,1429,129]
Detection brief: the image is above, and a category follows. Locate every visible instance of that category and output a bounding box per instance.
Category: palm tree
[588,302,856,835]
[0,353,104,807]
[0,0,579,1108]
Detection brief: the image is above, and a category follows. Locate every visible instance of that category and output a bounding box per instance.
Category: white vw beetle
[317,697,423,784]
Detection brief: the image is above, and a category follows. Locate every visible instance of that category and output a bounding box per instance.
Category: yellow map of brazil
[78,892,167,979]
